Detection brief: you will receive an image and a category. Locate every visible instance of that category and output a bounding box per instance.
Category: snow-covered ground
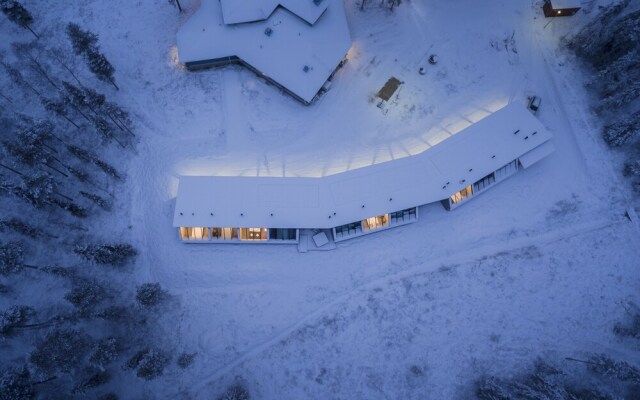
[6,0,639,398]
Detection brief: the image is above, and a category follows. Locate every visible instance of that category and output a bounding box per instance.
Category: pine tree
[42,97,79,128]
[90,337,118,368]
[86,48,118,90]
[0,218,42,238]
[74,243,137,266]
[0,242,27,275]
[30,329,91,374]
[66,23,98,56]
[80,191,111,211]
[588,354,640,383]
[0,367,34,400]
[0,0,38,38]
[218,385,250,400]
[64,279,105,314]
[603,114,639,147]
[135,283,167,307]
[125,348,168,380]
[0,305,35,335]
[71,369,110,395]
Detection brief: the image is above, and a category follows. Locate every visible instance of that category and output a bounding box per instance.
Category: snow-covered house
[176,0,352,105]
[172,104,555,245]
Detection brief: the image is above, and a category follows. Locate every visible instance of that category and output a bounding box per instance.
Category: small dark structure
[376,77,402,101]
[543,0,581,17]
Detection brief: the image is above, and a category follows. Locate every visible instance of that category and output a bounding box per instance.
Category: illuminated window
[363,214,389,231]
[179,227,209,240]
[210,227,239,240]
[450,185,473,205]
[240,228,268,240]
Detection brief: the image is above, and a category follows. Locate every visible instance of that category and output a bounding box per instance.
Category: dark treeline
[0,2,184,399]
[565,0,640,192]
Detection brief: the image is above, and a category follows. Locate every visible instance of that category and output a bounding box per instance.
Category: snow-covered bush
[218,384,250,400]
[74,243,137,266]
[30,329,91,374]
[176,352,196,369]
[135,283,167,307]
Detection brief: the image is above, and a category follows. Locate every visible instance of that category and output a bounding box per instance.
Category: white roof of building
[176,0,351,103]
[173,104,555,229]
[550,0,581,9]
[220,0,329,25]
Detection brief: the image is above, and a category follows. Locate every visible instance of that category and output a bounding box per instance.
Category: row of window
[334,207,418,239]
[179,227,297,241]
[449,160,520,207]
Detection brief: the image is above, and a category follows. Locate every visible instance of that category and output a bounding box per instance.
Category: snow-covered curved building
[176,0,351,104]
[172,104,555,248]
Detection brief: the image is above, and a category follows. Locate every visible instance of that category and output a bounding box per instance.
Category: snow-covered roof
[549,0,581,9]
[176,0,351,104]
[173,104,554,229]
[220,0,329,25]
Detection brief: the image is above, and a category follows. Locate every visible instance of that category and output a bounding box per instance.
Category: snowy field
[3,0,639,398]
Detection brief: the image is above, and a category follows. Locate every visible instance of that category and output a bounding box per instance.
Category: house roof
[173,104,555,229]
[549,0,582,9]
[176,0,351,104]
[220,0,329,25]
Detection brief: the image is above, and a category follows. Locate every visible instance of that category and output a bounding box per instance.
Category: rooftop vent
[264,27,273,37]
[303,65,310,73]
[313,0,324,5]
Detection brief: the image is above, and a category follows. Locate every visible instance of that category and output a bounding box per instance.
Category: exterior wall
[543,2,580,17]
[184,54,348,105]
[178,227,299,244]
[332,207,418,243]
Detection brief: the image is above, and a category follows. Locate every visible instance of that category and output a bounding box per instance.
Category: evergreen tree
[66,23,98,56]
[125,348,168,380]
[0,367,34,400]
[588,354,640,383]
[0,305,34,335]
[135,283,167,307]
[30,329,91,375]
[64,279,105,314]
[86,48,118,90]
[218,384,250,400]
[0,218,42,238]
[90,337,118,368]
[74,243,137,266]
[0,0,38,38]
[602,114,639,147]
[0,242,27,275]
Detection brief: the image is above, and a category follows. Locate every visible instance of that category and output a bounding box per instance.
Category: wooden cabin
[543,0,581,17]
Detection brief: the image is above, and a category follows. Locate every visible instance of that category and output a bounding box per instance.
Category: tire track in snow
[192,216,627,397]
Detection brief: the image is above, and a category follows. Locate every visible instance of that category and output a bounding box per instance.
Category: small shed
[543,0,581,17]
[376,77,402,101]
